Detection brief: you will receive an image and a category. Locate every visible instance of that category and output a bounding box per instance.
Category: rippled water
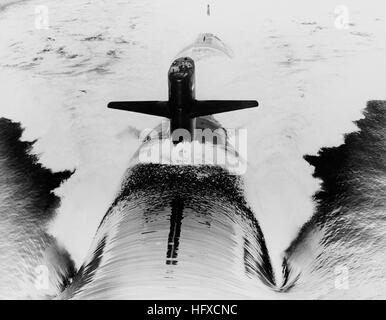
[0,0,385,299]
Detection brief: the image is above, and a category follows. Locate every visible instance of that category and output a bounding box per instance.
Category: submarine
[0,55,302,299]
[108,57,258,142]
[55,58,281,299]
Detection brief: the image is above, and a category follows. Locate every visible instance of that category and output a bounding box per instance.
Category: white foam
[1,0,385,274]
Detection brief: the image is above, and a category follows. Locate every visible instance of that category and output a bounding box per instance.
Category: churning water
[0,0,385,299]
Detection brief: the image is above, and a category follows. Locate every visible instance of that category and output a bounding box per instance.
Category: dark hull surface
[61,164,276,299]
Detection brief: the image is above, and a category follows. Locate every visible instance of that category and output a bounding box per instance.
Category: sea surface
[0,0,385,299]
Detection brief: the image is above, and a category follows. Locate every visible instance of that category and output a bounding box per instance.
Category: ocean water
[0,0,385,299]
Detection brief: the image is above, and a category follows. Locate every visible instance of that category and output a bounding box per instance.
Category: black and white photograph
[0,0,385,306]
